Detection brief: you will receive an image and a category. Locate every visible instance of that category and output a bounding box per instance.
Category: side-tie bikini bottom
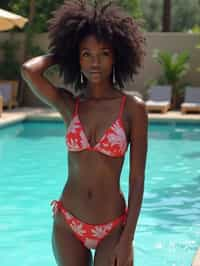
[51,200,128,249]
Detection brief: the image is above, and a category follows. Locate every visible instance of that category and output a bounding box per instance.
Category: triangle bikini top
[66,95,128,157]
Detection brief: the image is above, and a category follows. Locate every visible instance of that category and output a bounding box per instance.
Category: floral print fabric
[66,95,128,157]
[51,200,128,249]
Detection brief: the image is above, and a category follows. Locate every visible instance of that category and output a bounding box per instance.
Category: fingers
[110,255,117,266]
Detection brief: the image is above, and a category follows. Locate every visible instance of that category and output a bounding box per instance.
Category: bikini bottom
[51,200,128,249]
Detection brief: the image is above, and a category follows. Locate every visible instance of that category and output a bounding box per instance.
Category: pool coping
[0,107,200,128]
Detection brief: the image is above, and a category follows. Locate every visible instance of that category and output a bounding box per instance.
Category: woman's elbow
[21,64,32,81]
[21,61,34,74]
[21,62,40,81]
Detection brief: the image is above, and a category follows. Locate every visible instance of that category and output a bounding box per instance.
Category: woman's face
[79,35,114,84]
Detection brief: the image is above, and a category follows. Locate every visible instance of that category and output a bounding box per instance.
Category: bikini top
[66,95,128,157]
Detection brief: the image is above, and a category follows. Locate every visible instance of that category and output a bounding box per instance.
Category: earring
[113,66,116,84]
[80,71,84,84]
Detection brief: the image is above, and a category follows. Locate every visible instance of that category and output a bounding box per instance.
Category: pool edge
[0,109,200,129]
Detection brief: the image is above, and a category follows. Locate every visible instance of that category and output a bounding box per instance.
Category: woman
[21,1,147,265]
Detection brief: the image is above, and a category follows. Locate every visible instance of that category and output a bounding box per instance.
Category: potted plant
[151,49,191,109]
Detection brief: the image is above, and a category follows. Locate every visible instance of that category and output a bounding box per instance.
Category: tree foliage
[2,0,141,33]
[141,0,200,32]
[116,0,142,18]
[171,0,200,32]
[7,0,64,32]
[2,0,200,32]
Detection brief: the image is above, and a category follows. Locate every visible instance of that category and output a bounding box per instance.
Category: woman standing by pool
[21,1,147,265]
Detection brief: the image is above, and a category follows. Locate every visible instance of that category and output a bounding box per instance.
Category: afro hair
[48,0,145,92]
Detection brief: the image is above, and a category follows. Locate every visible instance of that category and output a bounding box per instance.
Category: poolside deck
[0,107,200,128]
[0,107,200,127]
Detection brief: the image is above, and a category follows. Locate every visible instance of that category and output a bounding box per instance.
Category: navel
[87,189,93,199]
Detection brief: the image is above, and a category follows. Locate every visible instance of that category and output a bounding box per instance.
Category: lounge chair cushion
[181,103,200,107]
[148,85,172,102]
[0,83,12,104]
[183,87,200,104]
[146,100,170,106]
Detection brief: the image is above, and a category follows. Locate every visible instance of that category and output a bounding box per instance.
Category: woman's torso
[60,91,130,224]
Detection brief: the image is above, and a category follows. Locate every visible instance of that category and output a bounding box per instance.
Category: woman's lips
[90,71,101,74]
[90,72,101,77]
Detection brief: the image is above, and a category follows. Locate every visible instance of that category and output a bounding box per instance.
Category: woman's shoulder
[123,90,145,110]
[122,90,147,126]
[122,91,147,133]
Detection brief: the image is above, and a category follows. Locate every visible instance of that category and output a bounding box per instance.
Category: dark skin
[21,35,148,266]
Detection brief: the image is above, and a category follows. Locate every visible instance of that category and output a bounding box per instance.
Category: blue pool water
[0,121,200,266]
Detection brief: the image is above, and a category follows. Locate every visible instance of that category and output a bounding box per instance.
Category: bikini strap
[118,95,126,118]
[73,97,80,116]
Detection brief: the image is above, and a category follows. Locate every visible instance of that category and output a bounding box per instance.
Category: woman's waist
[63,174,121,196]
[58,183,126,224]
[68,166,122,182]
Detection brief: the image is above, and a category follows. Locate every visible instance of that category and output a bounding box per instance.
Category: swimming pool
[0,121,199,266]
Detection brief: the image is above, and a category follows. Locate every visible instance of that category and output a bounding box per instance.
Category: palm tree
[153,49,190,109]
[21,0,35,61]
[162,0,171,32]
[29,0,35,24]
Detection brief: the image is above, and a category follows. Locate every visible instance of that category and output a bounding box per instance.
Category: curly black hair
[48,0,145,92]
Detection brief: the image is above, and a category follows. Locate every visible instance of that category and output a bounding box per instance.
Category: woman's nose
[91,55,100,66]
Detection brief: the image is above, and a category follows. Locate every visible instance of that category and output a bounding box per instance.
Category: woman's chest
[71,100,130,144]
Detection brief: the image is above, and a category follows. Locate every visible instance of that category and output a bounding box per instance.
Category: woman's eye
[82,52,90,57]
[81,51,110,58]
[102,51,110,56]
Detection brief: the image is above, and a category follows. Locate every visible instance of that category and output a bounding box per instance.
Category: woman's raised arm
[21,54,74,116]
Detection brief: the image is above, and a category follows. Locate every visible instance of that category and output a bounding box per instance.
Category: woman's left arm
[110,97,148,266]
[121,97,148,243]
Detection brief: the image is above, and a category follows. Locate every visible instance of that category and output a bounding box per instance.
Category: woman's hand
[110,237,133,266]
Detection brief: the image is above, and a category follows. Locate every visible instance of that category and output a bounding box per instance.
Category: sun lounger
[0,81,18,109]
[181,87,200,113]
[0,95,3,117]
[145,85,172,113]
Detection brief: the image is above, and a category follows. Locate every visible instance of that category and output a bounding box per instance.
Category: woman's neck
[83,81,119,100]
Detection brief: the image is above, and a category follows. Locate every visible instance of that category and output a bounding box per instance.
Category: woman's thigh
[52,213,92,266]
[93,224,133,266]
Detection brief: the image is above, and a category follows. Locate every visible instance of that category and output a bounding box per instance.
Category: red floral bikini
[51,95,128,249]
[66,94,128,156]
